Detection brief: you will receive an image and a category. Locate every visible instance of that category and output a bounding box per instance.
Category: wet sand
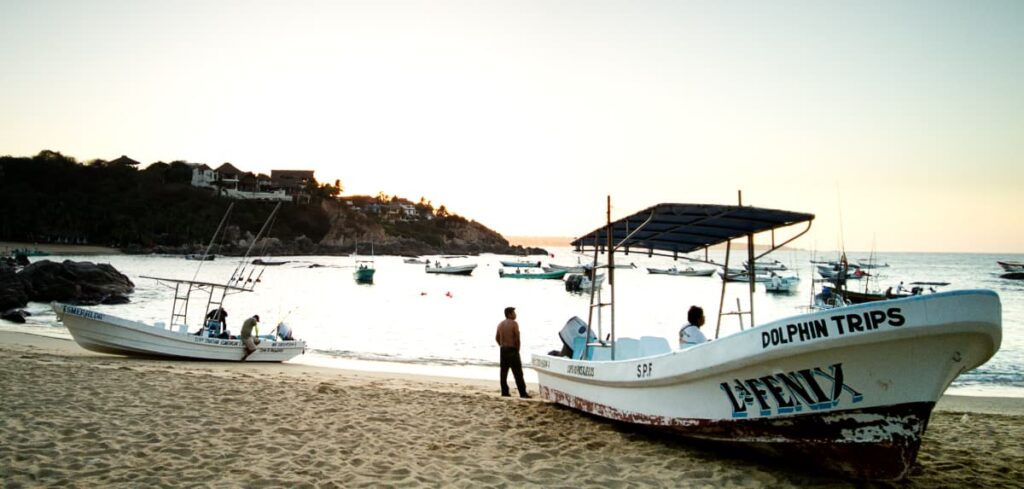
[1,331,1021,488]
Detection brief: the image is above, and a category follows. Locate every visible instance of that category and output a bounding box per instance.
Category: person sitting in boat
[679,306,708,349]
[203,307,228,337]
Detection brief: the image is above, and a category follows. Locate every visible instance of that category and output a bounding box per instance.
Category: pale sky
[1,0,1021,252]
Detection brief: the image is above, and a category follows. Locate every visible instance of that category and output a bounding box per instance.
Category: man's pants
[499,347,528,397]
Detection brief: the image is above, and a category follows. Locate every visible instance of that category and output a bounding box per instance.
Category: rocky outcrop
[313,200,546,256]
[0,262,29,311]
[1,309,28,323]
[18,260,135,306]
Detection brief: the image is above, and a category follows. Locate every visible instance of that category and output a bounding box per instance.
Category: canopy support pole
[715,239,731,339]
[607,196,616,360]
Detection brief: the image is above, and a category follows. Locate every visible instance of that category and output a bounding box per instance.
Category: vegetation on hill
[0,151,542,256]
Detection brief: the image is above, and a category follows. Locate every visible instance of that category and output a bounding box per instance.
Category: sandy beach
[1,331,1021,488]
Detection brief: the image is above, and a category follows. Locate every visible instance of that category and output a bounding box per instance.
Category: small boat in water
[403,257,428,264]
[997,260,1024,272]
[54,203,306,362]
[185,253,214,261]
[743,258,788,272]
[565,272,605,293]
[719,270,772,283]
[764,273,800,293]
[817,265,867,281]
[353,243,375,284]
[647,266,715,277]
[499,268,568,280]
[252,258,288,266]
[500,260,541,268]
[531,200,1002,480]
[544,264,588,273]
[425,263,477,276]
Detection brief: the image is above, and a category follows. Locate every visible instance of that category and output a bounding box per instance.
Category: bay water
[7,248,1023,396]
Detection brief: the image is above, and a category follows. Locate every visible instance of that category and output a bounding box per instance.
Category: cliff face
[316,200,543,256]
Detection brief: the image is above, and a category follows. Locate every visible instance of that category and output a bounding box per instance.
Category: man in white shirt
[679,306,708,348]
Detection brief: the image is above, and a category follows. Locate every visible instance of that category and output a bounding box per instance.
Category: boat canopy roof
[572,203,814,255]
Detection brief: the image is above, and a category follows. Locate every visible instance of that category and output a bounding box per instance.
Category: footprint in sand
[519,452,550,464]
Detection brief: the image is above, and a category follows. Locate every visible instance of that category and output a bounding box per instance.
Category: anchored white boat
[531,200,1001,480]
[744,258,788,272]
[545,263,589,273]
[765,273,800,293]
[997,260,1024,272]
[53,203,306,362]
[565,272,605,293]
[425,263,477,275]
[646,266,716,277]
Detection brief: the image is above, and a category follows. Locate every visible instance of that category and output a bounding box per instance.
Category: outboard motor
[558,316,595,358]
[565,274,584,292]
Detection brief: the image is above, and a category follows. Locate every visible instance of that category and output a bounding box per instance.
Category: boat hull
[54,303,306,362]
[425,264,477,275]
[354,268,376,283]
[647,267,715,277]
[500,270,567,280]
[531,290,1001,479]
[500,260,541,268]
[997,260,1024,272]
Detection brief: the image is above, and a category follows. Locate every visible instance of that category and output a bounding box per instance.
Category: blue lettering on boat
[65,306,104,321]
[720,363,863,418]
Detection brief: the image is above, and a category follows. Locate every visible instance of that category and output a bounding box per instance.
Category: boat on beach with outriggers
[52,203,306,362]
[530,198,1001,480]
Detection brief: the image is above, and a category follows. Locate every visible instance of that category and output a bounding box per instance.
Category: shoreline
[5,327,1022,403]
[2,330,1023,486]
[0,241,121,256]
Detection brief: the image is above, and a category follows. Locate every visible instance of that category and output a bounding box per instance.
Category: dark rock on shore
[1,309,29,323]
[18,260,135,306]
[0,263,29,311]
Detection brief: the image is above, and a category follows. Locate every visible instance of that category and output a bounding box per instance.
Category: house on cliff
[186,163,303,202]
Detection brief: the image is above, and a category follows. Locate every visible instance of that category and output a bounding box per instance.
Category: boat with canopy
[530,196,1001,480]
[53,203,306,362]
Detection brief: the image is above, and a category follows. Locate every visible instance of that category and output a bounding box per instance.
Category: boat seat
[639,336,671,356]
[590,345,613,361]
[571,337,591,360]
[614,338,642,360]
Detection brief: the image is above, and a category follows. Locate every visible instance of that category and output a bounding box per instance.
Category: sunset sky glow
[1,0,1021,252]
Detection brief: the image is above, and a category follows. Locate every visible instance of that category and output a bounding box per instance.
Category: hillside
[0,151,545,256]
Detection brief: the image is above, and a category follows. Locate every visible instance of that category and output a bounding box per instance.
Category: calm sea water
[7,248,1023,396]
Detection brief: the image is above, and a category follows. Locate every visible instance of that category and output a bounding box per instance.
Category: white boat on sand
[53,203,306,362]
[532,200,1001,480]
[53,301,304,362]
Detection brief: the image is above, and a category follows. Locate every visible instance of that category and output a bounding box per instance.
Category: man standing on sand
[495,306,530,398]
[240,314,260,361]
